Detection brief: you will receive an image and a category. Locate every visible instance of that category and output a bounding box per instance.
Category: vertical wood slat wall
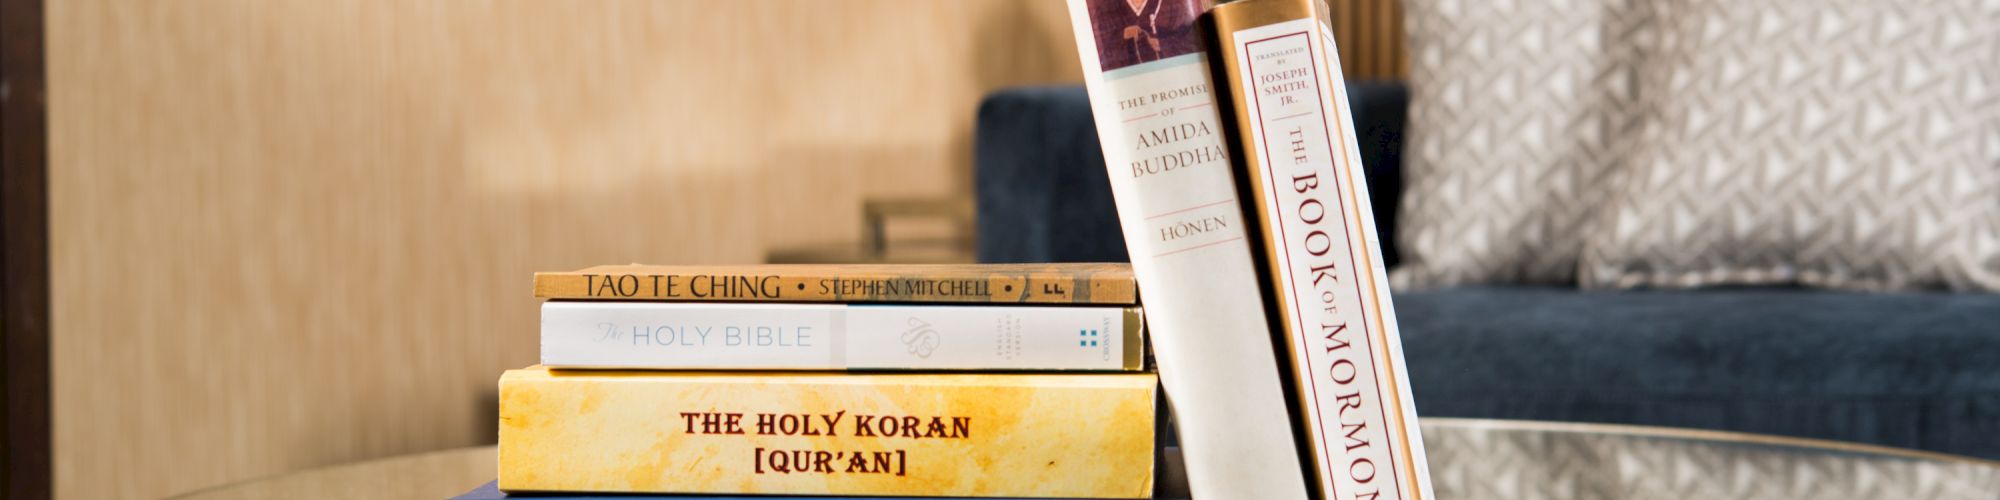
[46,2,1085,499]
[1327,0,1407,79]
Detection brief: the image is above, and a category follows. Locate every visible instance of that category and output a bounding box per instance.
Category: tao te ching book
[1065,0,1311,498]
[535,263,1136,305]
[1205,0,1435,499]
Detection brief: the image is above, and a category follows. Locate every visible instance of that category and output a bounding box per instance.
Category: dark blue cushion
[975,85,1129,263]
[975,83,1408,266]
[1398,286,2000,460]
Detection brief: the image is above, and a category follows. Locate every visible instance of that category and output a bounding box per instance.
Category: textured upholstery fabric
[1580,0,2000,292]
[1398,286,2000,460]
[974,83,1408,266]
[1419,420,2000,500]
[1395,0,1651,288]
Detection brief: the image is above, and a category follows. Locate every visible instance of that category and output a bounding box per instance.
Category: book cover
[541,302,1144,371]
[454,480,1170,500]
[498,368,1156,498]
[534,263,1136,304]
[460,447,1194,499]
[1063,0,1312,498]
[1205,1,1435,499]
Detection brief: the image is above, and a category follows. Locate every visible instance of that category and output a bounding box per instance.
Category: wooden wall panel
[45,2,1079,499]
[1330,0,1409,79]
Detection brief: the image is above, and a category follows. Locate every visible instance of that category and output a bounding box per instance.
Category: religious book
[455,479,1183,500]
[1204,1,1435,499]
[534,263,1135,304]
[1063,0,1311,498]
[541,301,1144,371]
[497,367,1156,498]
[459,448,1194,499]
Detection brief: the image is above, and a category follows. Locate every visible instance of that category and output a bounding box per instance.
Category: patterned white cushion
[1579,0,2000,291]
[1393,0,1653,288]
[1421,421,2000,500]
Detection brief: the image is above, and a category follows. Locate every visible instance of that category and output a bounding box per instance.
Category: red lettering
[1343,420,1372,452]
[1298,198,1325,224]
[1349,457,1376,483]
[1322,323,1351,352]
[1310,261,1339,287]
[1329,358,1358,384]
[1292,171,1319,193]
[853,415,876,437]
[1304,230,1332,256]
[756,413,776,435]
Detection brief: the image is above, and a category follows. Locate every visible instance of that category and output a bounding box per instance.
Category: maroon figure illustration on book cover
[1087,0,1210,71]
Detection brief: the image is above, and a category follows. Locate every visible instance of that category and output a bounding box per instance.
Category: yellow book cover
[498,367,1157,497]
[534,263,1137,305]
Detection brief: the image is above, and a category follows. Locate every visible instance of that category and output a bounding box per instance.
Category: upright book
[1064,0,1311,498]
[1205,1,1434,499]
[498,368,1157,498]
[535,263,1136,304]
[541,302,1144,371]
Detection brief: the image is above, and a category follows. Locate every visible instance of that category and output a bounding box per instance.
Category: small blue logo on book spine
[1080,329,1099,347]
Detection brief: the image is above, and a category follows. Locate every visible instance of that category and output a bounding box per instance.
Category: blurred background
[6,1,1405,498]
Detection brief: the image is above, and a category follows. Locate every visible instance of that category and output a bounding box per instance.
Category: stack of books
[483,264,1161,498]
[464,0,1439,497]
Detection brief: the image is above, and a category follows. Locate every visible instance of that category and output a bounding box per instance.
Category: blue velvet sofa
[973,83,2000,460]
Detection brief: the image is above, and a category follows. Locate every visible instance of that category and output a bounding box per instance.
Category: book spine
[1063,1,1311,499]
[1206,1,1434,499]
[497,368,1156,498]
[541,302,1144,371]
[534,265,1137,304]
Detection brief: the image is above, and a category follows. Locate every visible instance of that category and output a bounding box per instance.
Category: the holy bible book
[1205,1,1435,499]
[497,368,1156,498]
[1064,0,1311,498]
[535,263,1136,304]
[541,302,1145,371]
